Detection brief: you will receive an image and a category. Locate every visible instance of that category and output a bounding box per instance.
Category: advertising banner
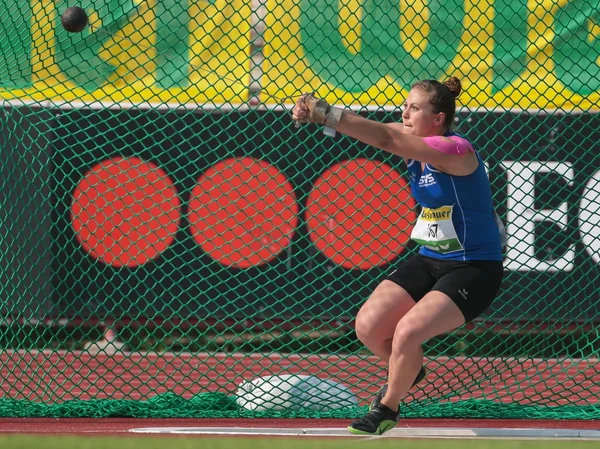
[1,0,598,109]
[35,106,599,322]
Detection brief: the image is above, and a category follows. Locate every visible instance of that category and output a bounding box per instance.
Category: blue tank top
[407,132,503,261]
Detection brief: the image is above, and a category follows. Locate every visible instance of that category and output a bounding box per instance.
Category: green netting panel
[0,0,599,419]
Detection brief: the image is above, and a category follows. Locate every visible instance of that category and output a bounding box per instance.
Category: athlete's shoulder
[444,130,479,153]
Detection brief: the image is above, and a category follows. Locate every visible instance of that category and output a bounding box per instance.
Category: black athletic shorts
[386,254,504,322]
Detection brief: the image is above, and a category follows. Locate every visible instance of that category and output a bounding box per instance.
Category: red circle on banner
[306,158,417,270]
[71,156,181,268]
[188,157,299,268]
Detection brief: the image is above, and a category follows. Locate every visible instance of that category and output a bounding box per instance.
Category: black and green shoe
[347,403,400,436]
[369,366,427,410]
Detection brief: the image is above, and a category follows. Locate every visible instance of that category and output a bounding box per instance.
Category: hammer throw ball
[61,6,89,33]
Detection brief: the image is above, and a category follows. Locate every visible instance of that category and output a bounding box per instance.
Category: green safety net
[0,0,599,419]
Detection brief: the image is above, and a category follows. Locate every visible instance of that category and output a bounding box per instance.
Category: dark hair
[411,77,462,129]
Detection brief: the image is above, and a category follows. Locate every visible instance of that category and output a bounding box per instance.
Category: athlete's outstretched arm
[338,112,462,165]
[292,95,472,167]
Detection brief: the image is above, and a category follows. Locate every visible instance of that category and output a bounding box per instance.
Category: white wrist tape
[324,107,343,129]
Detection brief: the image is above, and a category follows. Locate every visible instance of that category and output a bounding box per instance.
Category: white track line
[128,426,600,440]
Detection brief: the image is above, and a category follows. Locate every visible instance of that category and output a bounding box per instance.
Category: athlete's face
[401,88,446,137]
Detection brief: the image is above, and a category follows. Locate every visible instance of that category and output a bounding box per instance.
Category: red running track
[1,350,599,407]
[2,417,600,435]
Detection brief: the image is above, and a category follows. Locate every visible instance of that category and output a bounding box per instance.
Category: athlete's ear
[435,113,445,126]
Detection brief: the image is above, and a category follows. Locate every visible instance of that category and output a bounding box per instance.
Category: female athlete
[292,77,505,435]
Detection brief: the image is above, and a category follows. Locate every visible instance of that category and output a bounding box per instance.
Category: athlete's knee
[354,313,388,353]
[391,325,423,354]
[354,312,378,346]
[354,281,416,354]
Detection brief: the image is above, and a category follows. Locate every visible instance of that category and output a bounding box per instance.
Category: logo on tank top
[419,173,436,187]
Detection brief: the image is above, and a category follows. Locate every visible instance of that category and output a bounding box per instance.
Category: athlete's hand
[292,94,342,128]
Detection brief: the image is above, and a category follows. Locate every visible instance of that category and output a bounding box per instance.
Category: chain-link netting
[0,0,599,419]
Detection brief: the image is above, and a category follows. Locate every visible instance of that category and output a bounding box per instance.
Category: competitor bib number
[411,205,463,254]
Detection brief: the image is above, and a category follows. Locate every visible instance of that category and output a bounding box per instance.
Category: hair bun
[443,77,462,98]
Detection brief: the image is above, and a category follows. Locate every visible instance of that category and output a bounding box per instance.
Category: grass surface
[1,436,600,449]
